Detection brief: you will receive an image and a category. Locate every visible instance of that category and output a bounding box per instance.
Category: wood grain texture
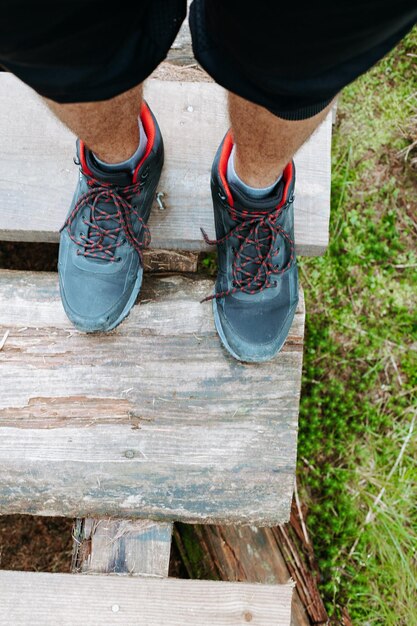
[175,525,311,626]
[143,249,198,273]
[0,570,293,626]
[0,75,331,256]
[72,518,173,576]
[0,270,304,525]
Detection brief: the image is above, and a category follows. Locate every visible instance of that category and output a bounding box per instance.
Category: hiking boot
[58,102,163,332]
[202,131,299,362]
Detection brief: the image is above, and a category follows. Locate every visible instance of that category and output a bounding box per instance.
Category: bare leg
[44,84,143,164]
[228,92,334,187]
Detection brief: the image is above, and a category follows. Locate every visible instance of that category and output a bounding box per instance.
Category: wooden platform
[0,570,293,626]
[0,74,331,256]
[0,270,304,526]
[0,16,328,623]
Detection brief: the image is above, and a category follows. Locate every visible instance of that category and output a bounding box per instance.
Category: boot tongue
[227,179,287,282]
[81,149,134,263]
[85,150,133,187]
[228,178,284,216]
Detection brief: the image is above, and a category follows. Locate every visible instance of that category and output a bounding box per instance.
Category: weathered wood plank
[143,249,199,273]
[72,518,173,576]
[0,75,331,256]
[0,570,293,626]
[175,524,311,626]
[0,270,304,525]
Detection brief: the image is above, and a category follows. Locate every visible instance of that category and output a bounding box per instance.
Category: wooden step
[0,270,304,525]
[72,518,173,576]
[0,74,331,256]
[0,570,293,626]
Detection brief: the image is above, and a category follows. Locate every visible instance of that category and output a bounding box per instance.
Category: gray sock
[226,145,282,199]
[94,117,148,174]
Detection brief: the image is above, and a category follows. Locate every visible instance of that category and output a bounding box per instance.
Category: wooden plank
[143,249,199,273]
[0,270,304,525]
[0,74,331,256]
[0,570,293,626]
[175,524,315,626]
[72,518,173,576]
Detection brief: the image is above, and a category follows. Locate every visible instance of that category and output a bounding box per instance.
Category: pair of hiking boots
[59,103,298,362]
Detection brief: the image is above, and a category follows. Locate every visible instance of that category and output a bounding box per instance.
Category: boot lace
[61,171,150,263]
[201,197,295,303]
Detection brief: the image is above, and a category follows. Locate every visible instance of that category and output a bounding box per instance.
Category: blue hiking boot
[203,131,299,362]
[58,102,163,332]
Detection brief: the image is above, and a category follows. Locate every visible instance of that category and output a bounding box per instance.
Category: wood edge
[0,231,328,258]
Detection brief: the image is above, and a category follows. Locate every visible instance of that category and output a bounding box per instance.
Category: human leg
[190,0,417,361]
[57,98,164,333]
[0,1,186,331]
[201,96,334,362]
[44,85,144,164]
[228,93,334,188]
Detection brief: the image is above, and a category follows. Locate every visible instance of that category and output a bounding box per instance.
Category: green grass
[297,26,417,624]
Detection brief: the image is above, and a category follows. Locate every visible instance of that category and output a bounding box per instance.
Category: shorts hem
[267,98,334,121]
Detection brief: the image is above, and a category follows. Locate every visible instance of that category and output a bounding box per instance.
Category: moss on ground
[298,26,417,625]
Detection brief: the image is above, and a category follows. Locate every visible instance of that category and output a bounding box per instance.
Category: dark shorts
[0,1,416,120]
